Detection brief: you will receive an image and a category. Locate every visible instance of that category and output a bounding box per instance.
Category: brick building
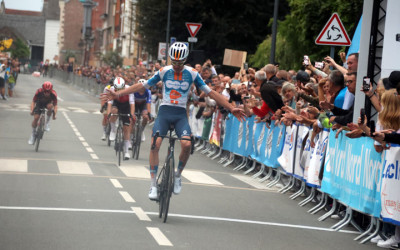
[58,0,84,65]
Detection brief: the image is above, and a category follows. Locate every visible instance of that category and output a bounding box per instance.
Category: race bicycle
[110,113,131,166]
[131,111,142,160]
[151,125,194,223]
[32,108,47,152]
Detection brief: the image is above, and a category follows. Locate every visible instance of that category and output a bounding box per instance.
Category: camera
[303,55,310,66]
[396,34,400,42]
[315,62,324,69]
[243,95,251,100]
[370,120,375,137]
[362,77,370,91]
[360,108,365,124]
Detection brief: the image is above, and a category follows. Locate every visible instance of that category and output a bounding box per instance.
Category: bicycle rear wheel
[162,157,174,223]
[116,125,123,166]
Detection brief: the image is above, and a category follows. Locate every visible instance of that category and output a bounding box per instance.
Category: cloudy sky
[3,0,43,11]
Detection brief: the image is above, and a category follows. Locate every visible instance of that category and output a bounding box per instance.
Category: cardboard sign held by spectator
[223,49,247,68]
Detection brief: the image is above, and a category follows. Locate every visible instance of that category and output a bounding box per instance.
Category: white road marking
[82,142,89,147]
[75,132,82,137]
[78,136,85,141]
[131,207,151,221]
[119,165,150,179]
[147,227,173,246]
[90,154,99,160]
[119,191,135,203]
[0,206,359,234]
[57,96,64,102]
[231,174,271,190]
[0,159,28,172]
[181,170,223,185]
[110,179,123,188]
[57,161,93,175]
[85,147,94,153]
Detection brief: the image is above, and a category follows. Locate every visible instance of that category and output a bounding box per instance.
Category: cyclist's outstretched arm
[207,90,246,121]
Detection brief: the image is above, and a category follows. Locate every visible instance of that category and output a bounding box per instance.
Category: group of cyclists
[29,42,245,200]
[100,77,152,160]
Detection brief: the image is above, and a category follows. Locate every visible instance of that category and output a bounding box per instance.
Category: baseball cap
[388,71,400,89]
[296,70,310,84]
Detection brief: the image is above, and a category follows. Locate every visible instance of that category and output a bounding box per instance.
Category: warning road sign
[315,13,351,46]
[185,22,202,37]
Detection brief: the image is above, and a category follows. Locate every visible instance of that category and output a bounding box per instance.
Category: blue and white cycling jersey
[144,65,211,109]
[134,89,152,104]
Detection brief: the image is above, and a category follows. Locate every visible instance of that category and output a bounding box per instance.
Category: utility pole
[270,0,279,64]
[128,0,134,59]
[80,0,97,66]
[165,0,172,63]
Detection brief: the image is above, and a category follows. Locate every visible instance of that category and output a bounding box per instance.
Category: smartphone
[303,55,310,66]
[243,96,251,100]
[315,62,324,69]
[363,77,370,91]
[360,108,365,124]
[243,62,248,71]
[370,120,375,137]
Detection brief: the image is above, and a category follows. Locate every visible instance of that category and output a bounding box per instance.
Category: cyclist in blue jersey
[134,79,152,142]
[101,42,245,200]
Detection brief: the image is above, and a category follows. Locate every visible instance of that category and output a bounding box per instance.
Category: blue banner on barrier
[321,132,383,217]
[263,123,285,168]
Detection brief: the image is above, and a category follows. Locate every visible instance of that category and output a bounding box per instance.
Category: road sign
[170,37,176,45]
[185,22,202,37]
[158,42,166,60]
[315,13,351,46]
[188,37,198,43]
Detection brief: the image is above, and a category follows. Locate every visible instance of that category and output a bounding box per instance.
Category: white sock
[124,140,130,152]
[110,121,116,131]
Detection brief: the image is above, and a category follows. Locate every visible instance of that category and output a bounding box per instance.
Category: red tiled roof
[5,9,42,16]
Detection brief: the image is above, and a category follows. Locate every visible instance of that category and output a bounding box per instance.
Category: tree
[102,50,123,68]
[6,38,30,59]
[136,0,289,65]
[250,0,363,70]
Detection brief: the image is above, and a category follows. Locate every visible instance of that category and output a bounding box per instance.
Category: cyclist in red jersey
[28,81,58,144]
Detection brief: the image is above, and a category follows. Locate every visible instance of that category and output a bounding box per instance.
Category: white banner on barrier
[381,146,400,226]
[293,125,310,180]
[305,129,329,187]
[278,124,298,175]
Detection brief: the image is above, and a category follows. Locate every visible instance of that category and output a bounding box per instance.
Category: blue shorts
[152,105,191,138]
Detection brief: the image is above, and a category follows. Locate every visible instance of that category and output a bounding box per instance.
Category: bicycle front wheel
[163,157,174,223]
[35,116,45,152]
[157,167,166,218]
[134,123,141,160]
[116,126,123,166]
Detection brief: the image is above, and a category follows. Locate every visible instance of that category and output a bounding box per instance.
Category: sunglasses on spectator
[171,61,185,66]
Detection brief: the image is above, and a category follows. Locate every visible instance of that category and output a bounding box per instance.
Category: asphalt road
[0,74,381,250]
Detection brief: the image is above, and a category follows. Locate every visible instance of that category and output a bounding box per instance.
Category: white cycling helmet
[113,77,125,90]
[168,42,189,61]
[138,79,146,85]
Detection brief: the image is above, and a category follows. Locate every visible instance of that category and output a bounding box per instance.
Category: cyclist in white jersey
[101,42,245,200]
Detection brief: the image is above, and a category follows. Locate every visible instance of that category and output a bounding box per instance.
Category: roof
[5,9,42,16]
[0,14,45,46]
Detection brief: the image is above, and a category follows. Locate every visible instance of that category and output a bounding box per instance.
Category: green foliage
[101,50,123,68]
[136,0,289,64]
[64,50,76,63]
[250,0,363,70]
[6,38,30,59]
